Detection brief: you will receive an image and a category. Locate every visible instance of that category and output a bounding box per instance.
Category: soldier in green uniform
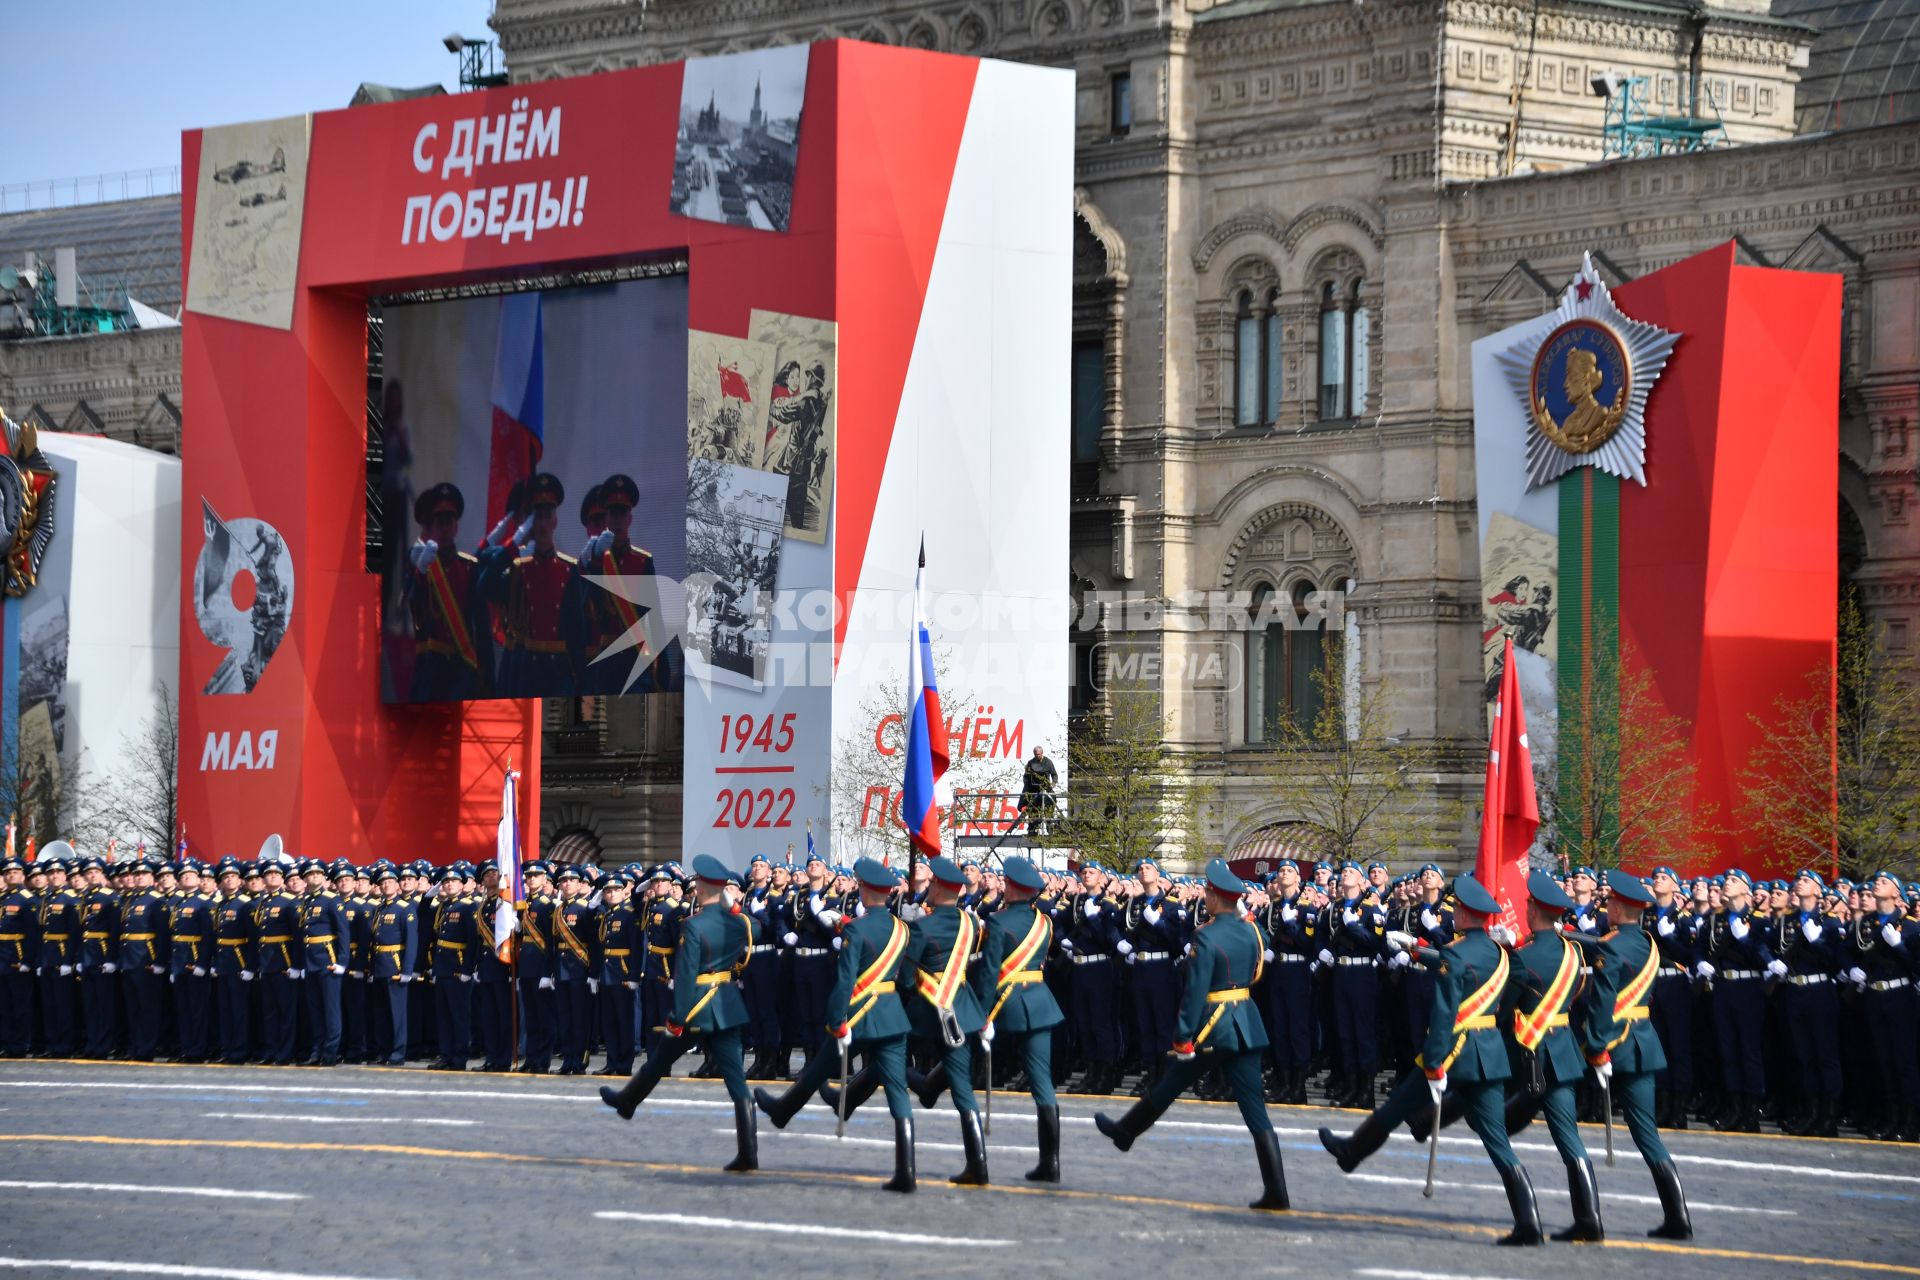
[755,856,918,1192]
[1319,873,1543,1246]
[1585,869,1693,1240]
[972,854,1066,1182]
[897,855,991,1186]
[1093,858,1289,1212]
[600,854,758,1174]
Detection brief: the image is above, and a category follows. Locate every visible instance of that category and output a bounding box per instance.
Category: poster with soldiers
[194,499,294,696]
[687,329,775,468]
[748,309,835,543]
[684,456,785,690]
[377,274,688,702]
[1480,511,1558,751]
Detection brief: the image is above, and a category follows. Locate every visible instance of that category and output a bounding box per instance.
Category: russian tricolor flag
[494,769,525,962]
[901,541,950,859]
[488,292,545,527]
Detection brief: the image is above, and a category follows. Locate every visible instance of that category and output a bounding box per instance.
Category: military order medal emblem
[1496,252,1679,490]
[0,410,59,598]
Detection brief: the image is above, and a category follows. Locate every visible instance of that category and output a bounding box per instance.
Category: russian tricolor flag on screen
[901,542,950,859]
[488,292,545,526]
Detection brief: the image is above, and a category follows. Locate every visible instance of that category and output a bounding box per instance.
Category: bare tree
[1738,593,1920,880]
[76,684,181,855]
[1541,640,1718,873]
[1248,665,1450,865]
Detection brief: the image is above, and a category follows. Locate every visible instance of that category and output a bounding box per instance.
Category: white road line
[1356,1270,1533,1280]
[0,1081,597,1105]
[0,1261,411,1280]
[730,1128,1037,1156]
[594,1210,1015,1246]
[1339,1171,1794,1215]
[0,1180,305,1202]
[201,1112,477,1127]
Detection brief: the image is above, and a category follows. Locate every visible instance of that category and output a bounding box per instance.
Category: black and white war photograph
[687,328,775,468]
[683,455,784,689]
[749,308,835,544]
[193,498,294,696]
[670,45,808,232]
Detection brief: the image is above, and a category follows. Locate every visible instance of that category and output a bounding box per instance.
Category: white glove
[1263,949,1275,963]
[1730,915,1750,941]
[1657,915,1676,937]
[240,970,254,982]
[1385,930,1418,955]
[584,529,614,562]
[1593,1059,1614,1085]
[1488,925,1516,948]
[289,968,304,980]
[588,978,600,995]
[1847,966,1868,986]
[1694,961,1715,980]
[1281,905,1297,923]
[102,962,116,974]
[1766,958,1788,978]
[1082,901,1102,918]
[1317,949,1335,967]
[818,909,843,928]
[1390,950,1412,969]
[457,972,472,983]
[191,966,207,977]
[835,1025,852,1050]
[1883,924,1905,948]
[979,1021,995,1046]
[1124,951,1136,965]
[58,964,73,977]
[410,539,438,573]
[623,980,638,991]
[486,514,517,548]
[782,932,799,947]
[537,976,554,990]
[1058,937,1074,953]
[1115,939,1134,957]
[168,973,177,984]
[329,964,345,976]
[1426,1072,1447,1105]
[1420,908,1441,932]
[831,937,843,951]
[150,965,165,975]
[513,515,535,547]
[398,973,413,984]
[1801,919,1823,943]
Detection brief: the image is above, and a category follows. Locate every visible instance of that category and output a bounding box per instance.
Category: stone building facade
[488,0,1918,864]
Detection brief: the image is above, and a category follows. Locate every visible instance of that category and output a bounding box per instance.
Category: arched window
[1318,278,1370,420]
[1234,288,1283,427]
[1246,579,1338,742]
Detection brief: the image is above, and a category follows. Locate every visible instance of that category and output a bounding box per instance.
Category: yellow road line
[9,1132,1920,1276]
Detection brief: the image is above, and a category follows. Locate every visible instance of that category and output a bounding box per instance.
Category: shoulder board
[456,550,479,564]
[556,551,578,566]
[513,555,533,566]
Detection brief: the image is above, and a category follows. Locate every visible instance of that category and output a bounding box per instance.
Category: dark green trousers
[1133,1048,1273,1136]
[1507,1078,1590,1162]
[1376,1070,1518,1169]
[795,1031,913,1118]
[1618,1068,1671,1164]
[630,1025,749,1103]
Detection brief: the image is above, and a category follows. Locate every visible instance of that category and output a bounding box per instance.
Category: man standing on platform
[600,855,758,1175]
[1093,858,1289,1212]
[1318,874,1543,1246]
[757,857,918,1192]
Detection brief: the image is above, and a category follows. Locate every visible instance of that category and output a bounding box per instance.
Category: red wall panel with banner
[178,41,1072,867]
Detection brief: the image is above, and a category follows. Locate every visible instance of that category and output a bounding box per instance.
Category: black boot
[1810,1095,1839,1138]
[752,1080,813,1130]
[723,1098,758,1173]
[819,1065,882,1118]
[1495,1163,1544,1246]
[912,1061,949,1109]
[883,1116,916,1192]
[1026,1103,1061,1183]
[951,1109,989,1185]
[1318,1100,1399,1174]
[1407,1089,1465,1144]
[599,1067,657,1120]
[1095,1097,1154,1152]
[1551,1157,1604,1242]
[1287,1069,1309,1106]
[1249,1129,1290,1211]
[1647,1157,1693,1240]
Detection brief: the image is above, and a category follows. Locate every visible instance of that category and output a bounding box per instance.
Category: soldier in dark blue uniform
[1644,865,1696,1128]
[77,857,120,1058]
[210,858,255,1064]
[1062,862,1121,1094]
[759,857,918,1191]
[1258,860,1314,1104]
[1323,860,1388,1107]
[252,861,301,1065]
[1095,858,1288,1212]
[117,859,170,1061]
[639,867,684,1061]
[596,869,640,1076]
[334,861,371,1064]
[1699,868,1775,1132]
[515,862,557,1073]
[368,863,417,1064]
[0,856,38,1057]
[1771,868,1842,1135]
[601,854,759,1174]
[1849,870,1919,1141]
[786,853,841,1071]
[738,855,783,1079]
[34,855,81,1058]
[552,864,598,1074]
[428,863,478,1070]
[1320,874,1543,1246]
[1118,858,1186,1096]
[297,859,350,1065]
[1584,870,1694,1239]
[165,860,215,1062]
[473,862,514,1071]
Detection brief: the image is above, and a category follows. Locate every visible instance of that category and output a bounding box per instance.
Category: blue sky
[2,1,495,190]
